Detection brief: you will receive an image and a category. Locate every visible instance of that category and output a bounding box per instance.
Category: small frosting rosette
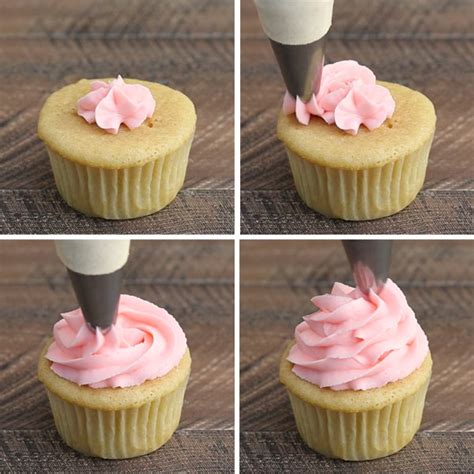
[282,60,395,134]
[77,75,156,134]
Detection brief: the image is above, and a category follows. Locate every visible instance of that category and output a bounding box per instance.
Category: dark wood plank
[0,430,234,472]
[0,241,234,469]
[0,189,233,234]
[242,0,474,38]
[240,241,474,469]
[241,190,472,234]
[1,0,234,38]
[241,1,474,234]
[0,240,234,284]
[241,432,474,473]
[0,1,234,234]
[240,240,474,286]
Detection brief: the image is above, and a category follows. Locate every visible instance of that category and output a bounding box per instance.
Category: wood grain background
[241,0,474,234]
[0,240,234,471]
[0,0,234,234]
[240,240,474,471]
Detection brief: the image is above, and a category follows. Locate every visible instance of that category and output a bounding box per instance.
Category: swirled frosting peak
[46,295,186,388]
[288,279,428,391]
[282,60,395,134]
[77,75,156,135]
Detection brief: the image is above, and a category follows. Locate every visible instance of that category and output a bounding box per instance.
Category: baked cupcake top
[278,61,436,170]
[38,77,196,169]
[287,279,429,391]
[45,295,187,389]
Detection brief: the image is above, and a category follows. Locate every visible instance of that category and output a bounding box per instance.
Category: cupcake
[38,76,196,219]
[278,61,436,220]
[38,295,191,459]
[280,279,432,461]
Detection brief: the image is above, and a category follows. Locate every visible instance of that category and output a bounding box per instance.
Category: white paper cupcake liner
[286,133,434,220]
[47,135,193,219]
[45,375,188,459]
[286,376,430,461]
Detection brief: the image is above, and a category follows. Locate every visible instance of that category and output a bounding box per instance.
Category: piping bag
[254,0,334,102]
[342,240,392,296]
[55,240,130,331]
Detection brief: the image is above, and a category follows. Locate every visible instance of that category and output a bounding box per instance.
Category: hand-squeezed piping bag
[342,240,392,295]
[55,240,130,331]
[254,0,334,101]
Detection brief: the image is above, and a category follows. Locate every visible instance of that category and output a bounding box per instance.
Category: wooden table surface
[241,0,474,234]
[240,240,474,472]
[0,0,234,234]
[0,240,234,471]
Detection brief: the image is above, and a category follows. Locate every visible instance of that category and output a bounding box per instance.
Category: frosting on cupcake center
[77,75,156,135]
[283,60,395,134]
[288,279,429,391]
[46,295,186,388]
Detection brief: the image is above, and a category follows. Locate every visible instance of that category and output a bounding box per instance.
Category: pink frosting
[283,93,318,126]
[45,295,187,388]
[77,75,156,135]
[282,60,395,134]
[288,279,429,391]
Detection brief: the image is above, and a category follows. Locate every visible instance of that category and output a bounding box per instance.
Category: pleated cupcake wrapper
[45,376,188,459]
[286,377,429,461]
[47,136,193,220]
[286,134,433,221]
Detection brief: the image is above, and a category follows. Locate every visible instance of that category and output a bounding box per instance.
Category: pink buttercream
[77,75,156,135]
[282,60,395,134]
[288,279,429,391]
[283,92,320,126]
[45,295,187,388]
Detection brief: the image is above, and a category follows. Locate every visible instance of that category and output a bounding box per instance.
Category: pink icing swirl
[282,60,395,134]
[288,279,429,391]
[45,295,187,388]
[77,75,156,135]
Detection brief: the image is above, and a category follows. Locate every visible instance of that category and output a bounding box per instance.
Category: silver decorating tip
[270,36,326,102]
[342,241,393,295]
[67,267,124,331]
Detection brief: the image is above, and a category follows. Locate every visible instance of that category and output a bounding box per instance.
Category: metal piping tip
[270,36,326,102]
[342,241,393,295]
[67,267,124,331]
